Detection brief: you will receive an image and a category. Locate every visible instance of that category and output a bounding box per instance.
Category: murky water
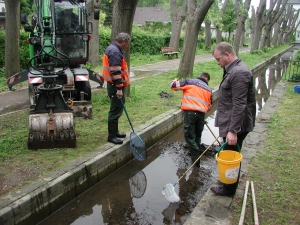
[38,118,219,225]
[38,58,287,225]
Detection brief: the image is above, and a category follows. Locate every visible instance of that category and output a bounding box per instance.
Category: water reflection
[38,119,219,225]
[254,57,287,112]
[38,57,287,225]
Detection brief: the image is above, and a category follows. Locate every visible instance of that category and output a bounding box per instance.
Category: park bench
[161,47,179,59]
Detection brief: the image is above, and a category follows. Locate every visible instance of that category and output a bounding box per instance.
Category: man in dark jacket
[170,73,212,167]
[102,33,131,144]
[211,42,256,195]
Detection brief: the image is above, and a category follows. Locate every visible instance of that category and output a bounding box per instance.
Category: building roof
[133,5,171,26]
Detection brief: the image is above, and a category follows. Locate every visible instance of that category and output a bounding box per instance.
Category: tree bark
[272,10,285,47]
[260,0,288,49]
[251,0,266,52]
[216,25,222,43]
[249,6,255,47]
[204,20,211,48]
[283,9,300,43]
[278,6,294,46]
[178,0,215,78]
[232,0,251,56]
[215,0,229,44]
[88,0,101,67]
[277,7,290,46]
[111,0,138,97]
[4,0,20,79]
[169,0,188,51]
[111,0,138,69]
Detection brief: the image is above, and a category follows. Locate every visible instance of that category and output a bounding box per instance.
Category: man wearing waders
[102,33,131,144]
[170,73,212,167]
[211,42,256,195]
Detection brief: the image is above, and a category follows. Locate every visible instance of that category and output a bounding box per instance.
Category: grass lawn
[229,81,300,225]
[1,44,299,225]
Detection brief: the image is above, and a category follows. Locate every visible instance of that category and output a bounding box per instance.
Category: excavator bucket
[28,112,76,150]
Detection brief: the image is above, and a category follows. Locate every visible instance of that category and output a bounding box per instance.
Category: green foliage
[19,32,31,69]
[21,0,35,15]
[262,46,272,53]
[137,0,167,7]
[0,32,4,67]
[0,31,30,70]
[98,26,184,55]
[287,74,300,82]
[131,32,166,54]
[101,0,113,27]
[0,67,5,91]
[140,21,172,35]
[293,50,300,60]
[251,49,264,55]
[222,0,236,33]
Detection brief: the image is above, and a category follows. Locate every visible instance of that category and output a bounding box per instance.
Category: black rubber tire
[75,81,91,101]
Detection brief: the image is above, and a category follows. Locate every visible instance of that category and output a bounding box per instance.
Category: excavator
[6,0,103,149]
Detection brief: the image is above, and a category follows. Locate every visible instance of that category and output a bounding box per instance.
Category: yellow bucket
[215,142,243,184]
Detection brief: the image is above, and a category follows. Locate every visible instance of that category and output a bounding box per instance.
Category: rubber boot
[116,123,126,138]
[190,147,200,167]
[107,122,123,144]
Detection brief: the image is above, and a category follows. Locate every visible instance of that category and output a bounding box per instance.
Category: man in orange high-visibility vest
[102,33,131,144]
[170,72,212,167]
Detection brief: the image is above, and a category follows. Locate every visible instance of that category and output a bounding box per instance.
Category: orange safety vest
[172,82,212,113]
[102,48,130,88]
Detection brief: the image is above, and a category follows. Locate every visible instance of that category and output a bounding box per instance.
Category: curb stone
[183,82,287,224]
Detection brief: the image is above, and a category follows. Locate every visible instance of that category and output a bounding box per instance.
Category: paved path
[0,48,250,116]
[131,48,250,72]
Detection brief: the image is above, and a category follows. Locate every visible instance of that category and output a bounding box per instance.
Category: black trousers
[107,82,125,123]
[183,110,205,151]
[221,132,249,192]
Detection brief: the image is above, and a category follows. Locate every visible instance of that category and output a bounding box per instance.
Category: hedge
[0,30,187,70]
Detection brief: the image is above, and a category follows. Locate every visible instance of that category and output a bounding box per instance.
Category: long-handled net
[162,137,219,202]
[120,99,147,161]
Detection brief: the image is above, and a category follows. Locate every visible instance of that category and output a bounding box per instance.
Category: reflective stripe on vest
[102,54,130,87]
[179,87,212,113]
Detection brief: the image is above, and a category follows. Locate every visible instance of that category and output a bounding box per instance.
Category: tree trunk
[251,0,266,52]
[274,5,292,46]
[283,10,300,43]
[111,0,138,69]
[178,0,215,78]
[216,25,222,43]
[250,6,255,47]
[111,0,138,96]
[214,0,229,44]
[4,0,20,79]
[169,0,188,51]
[204,20,211,49]
[272,13,284,47]
[233,0,251,56]
[277,8,290,46]
[260,0,288,48]
[88,0,101,67]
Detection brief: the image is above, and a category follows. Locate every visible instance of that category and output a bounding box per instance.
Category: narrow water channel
[38,57,287,225]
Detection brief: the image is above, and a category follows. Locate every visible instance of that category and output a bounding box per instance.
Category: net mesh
[130,132,147,161]
[129,171,147,198]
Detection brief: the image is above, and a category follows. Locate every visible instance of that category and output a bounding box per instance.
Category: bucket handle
[217,141,241,156]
